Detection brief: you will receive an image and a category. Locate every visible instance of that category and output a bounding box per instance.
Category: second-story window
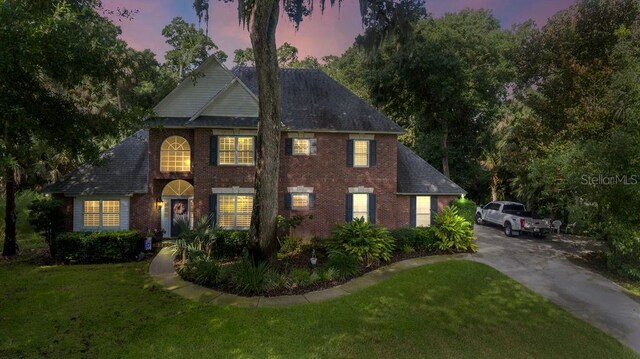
[347,138,376,168]
[160,136,191,172]
[353,140,369,167]
[293,138,310,155]
[219,136,255,165]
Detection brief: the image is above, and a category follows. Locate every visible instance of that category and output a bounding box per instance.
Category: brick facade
[60,128,460,237]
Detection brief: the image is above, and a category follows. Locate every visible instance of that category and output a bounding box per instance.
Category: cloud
[102,0,574,64]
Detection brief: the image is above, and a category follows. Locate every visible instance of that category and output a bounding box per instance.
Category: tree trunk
[2,169,17,256]
[490,172,499,201]
[248,0,281,262]
[441,122,450,178]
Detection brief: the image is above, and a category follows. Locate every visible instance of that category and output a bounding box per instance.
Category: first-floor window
[416,196,431,226]
[352,193,369,221]
[218,194,253,228]
[291,193,310,209]
[83,200,120,228]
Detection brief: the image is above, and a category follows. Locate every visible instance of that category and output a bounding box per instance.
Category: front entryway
[161,180,194,238]
[170,198,189,237]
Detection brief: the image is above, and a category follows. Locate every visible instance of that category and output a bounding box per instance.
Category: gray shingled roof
[146,116,258,128]
[232,67,403,133]
[44,130,149,196]
[397,143,466,195]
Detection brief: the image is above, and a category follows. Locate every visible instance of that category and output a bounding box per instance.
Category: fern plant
[433,206,477,252]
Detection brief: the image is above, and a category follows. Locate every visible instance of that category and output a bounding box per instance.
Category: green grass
[0,259,636,358]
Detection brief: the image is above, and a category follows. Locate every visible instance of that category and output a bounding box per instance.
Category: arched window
[162,180,194,197]
[160,136,191,172]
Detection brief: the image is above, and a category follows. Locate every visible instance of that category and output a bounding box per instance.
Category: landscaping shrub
[288,268,314,287]
[53,230,141,263]
[279,236,303,256]
[389,226,437,250]
[27,198,66,256]
[433,207,477,252]
[604,222,640,281]
[215,230,249,259]
[320,267,338,282]
[328,218,395,266]
[449,197,477,227]
[327,250,362,278]
[178,253,221,287]
[230,255,275,295]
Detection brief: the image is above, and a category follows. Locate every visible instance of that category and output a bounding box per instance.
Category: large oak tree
[194,0,424,261]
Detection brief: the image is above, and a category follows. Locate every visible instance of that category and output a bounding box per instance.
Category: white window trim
[348,186,374,194]
[217,194,253,229]
[218,136,255,166]
[287,186,314,193]
[212,187,255,194]
[82,199,121,230]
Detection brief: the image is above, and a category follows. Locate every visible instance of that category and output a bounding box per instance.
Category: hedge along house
[45,56,466,238]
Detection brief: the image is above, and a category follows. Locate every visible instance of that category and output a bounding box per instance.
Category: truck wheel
[504,222,514,237]
[475,214,484,225]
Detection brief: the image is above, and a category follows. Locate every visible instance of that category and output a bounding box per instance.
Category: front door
[170,199,189,237]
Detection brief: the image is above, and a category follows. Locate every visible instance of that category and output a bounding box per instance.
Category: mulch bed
[174,246,468,297]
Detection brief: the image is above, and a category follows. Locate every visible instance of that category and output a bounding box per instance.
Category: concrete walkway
[471,225,640,353]
[149,247,466,308]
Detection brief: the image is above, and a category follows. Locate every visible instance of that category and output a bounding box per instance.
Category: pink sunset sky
[103,0,575,65]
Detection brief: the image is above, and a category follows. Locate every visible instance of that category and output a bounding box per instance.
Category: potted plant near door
[152,228,165,248]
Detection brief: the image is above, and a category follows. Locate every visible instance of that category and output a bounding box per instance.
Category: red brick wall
[123,129,460,239]
[279,133,398,238]
[438,195,459,211]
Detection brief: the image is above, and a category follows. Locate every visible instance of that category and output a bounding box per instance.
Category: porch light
[156,200,164,209]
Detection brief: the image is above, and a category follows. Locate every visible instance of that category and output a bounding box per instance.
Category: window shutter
[369,140,377,166]
[253,136,258,164]
[368,194,376,224]
[346,140,354,167]
[209,194,217,226]
[410,196,417,227]
[345,193,353,222]
[309,138,318,155]
[210,136,218,165]
[285,138,293,155]
[431,196,438,225]
[284,193,292,210]
[309,193,316,208]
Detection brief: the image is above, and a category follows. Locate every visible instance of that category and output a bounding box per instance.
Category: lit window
[218,194,253,229]
[160,136,191,172]
[293,139,310,155]
[219,136,255,165]
[416,196,431,227]
[353,140,369,167]
[291,193,309,209]
[352,193,368,221]
[83,200,120,229]
[83,200,100,228]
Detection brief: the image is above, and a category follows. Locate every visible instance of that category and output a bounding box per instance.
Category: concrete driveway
[471,224,640,353]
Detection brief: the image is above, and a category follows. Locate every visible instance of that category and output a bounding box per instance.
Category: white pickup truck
[475,201,551,237]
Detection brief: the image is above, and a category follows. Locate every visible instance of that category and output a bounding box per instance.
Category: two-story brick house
[45,57,466,238]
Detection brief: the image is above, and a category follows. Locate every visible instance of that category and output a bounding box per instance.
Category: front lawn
[0,259,636,358]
